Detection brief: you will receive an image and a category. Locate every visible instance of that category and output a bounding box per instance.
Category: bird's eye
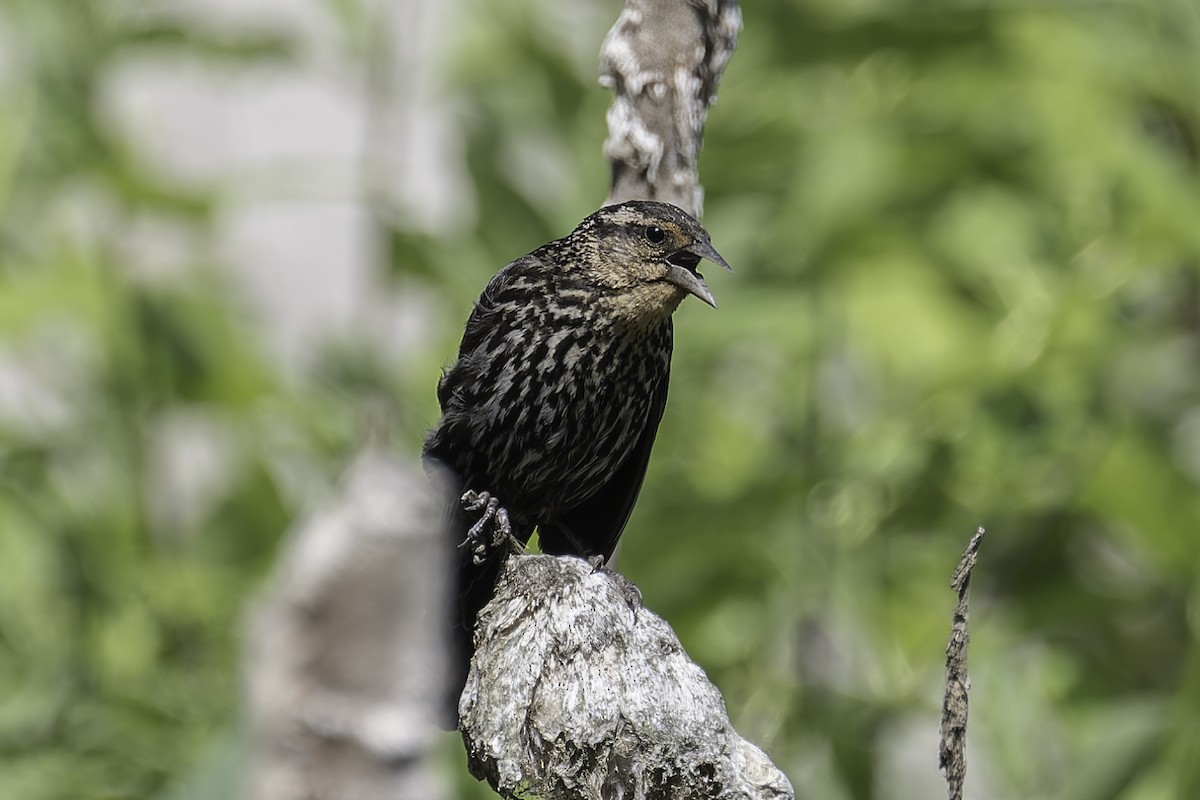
[644,226,666,244]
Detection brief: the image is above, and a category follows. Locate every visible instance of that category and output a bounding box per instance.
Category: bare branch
[939,526,986,800]
[601,0,742,215]
[461,555,793,800]
[244,454,449,800]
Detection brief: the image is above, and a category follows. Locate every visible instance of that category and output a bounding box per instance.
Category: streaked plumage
[423,200,729,720]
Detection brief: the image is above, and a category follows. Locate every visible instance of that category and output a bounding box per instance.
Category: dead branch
[939,526,986,800]
[461,555,793,800]
[602,0,742,216]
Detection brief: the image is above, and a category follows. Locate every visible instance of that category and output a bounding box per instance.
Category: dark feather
[423,200,725,726]
[538,333,670,562]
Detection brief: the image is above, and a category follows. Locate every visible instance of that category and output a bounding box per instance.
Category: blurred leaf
[3,0,1200,797]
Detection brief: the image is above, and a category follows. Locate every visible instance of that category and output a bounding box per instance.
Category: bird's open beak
[666,238,732,309]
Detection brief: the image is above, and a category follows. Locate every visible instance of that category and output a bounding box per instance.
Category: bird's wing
[464,256,539,345]
[539,350,671,564]
[436,254,543,410]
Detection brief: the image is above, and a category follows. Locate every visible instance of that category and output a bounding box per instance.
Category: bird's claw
[607,567,643,623]
[460,490,519,564]
[580,554,642,621]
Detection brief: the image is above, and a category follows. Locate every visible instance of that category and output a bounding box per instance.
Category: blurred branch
[461,555,793,800]
[601,0,742,215]
[939,526,986,800]
[243,454,448,800]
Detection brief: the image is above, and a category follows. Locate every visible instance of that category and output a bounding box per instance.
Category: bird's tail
[450,532,506,722]
[425,458,509,728]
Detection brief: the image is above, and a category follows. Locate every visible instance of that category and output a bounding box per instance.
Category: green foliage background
[2,0,1199,798]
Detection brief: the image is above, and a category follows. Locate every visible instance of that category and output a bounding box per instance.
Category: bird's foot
[609,569,643,623]
[460,490,521,565]
[580,555,642,621]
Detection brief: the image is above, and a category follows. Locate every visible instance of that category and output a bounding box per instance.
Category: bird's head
[563,200,731,321]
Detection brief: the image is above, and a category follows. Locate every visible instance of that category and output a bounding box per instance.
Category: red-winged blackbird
[423,200,729,719]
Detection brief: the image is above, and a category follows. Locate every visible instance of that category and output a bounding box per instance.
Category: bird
[422,199,730,722]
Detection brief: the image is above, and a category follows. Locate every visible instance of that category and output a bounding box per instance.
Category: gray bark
[243,454,449,800]
[601,0,742,216]
[460,555,793,800]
